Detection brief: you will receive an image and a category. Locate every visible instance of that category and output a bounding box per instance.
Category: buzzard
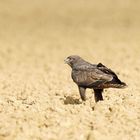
[65,55,127,102]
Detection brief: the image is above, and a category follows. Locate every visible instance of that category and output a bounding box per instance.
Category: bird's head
[64,55,82,68]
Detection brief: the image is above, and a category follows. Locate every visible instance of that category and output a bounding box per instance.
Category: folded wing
[72,64,113,88]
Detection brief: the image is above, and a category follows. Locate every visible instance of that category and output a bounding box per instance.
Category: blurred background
[0,0,140,66]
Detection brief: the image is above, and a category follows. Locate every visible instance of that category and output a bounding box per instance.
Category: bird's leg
[93,89,103,102]
[78,86,86,101]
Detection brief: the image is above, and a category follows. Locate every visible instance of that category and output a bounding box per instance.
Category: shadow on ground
[63,96,82,105]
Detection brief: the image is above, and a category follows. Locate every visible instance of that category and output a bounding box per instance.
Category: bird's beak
[64,58,69,64]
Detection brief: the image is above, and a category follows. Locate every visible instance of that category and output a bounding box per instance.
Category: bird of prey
[65,55,127,102]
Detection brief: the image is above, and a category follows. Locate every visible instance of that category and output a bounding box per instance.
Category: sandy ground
[0,0,140,140]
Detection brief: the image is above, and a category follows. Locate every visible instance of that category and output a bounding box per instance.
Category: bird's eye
[68,57,71,60]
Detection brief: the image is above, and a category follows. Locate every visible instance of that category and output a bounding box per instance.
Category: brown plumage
[65,55,127,102]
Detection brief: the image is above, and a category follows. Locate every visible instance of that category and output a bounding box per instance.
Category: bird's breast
[71,70,91,86]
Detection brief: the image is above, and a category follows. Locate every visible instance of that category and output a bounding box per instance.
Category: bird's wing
[97,63,118,78]
[97,63,123,85]
[72,65,113,87]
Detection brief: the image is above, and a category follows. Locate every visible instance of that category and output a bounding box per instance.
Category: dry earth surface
[0,0,140,140]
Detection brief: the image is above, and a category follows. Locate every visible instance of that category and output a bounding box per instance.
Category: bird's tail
[104,77,127,89]
[111,82,127,88]
[108,76,127,88]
